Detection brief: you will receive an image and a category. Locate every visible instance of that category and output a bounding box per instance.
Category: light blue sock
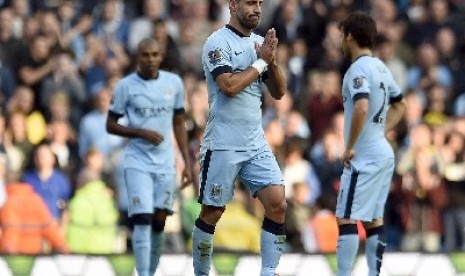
[150,231,164,275]
[366,226,386,276]
[336,224,359,276]
[260,217,286,276]
[192,218,215,276]
[133,225,151,276]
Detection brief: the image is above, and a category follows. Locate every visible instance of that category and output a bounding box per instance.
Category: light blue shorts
[198,144,284,207]
[335,158,394,222]
[124,168,176,216]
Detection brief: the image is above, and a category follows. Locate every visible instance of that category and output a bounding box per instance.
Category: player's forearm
[106,117,142,139]
[173,115,191,167]
[385,98,406,133]
[346,102,368,150]
[218,68,262,97]
[265,63,286,100]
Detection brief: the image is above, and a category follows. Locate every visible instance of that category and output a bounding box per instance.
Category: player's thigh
[336,159,393,221]
[152,173,177,215]
[238,145,284,197]
[373,159,395,219]
[124,168,154,216]
[198,149,243,206]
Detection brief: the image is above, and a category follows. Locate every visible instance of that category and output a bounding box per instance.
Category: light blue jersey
[337,55,403,221]
[201,25,267,150]
[109,71,185,174]
[342,55,402,166]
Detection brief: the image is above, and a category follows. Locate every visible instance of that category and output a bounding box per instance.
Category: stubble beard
[237,14,259,30]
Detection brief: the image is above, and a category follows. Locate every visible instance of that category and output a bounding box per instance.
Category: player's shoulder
[114,72,138,90]
[206,26,228,42]
[158,70,182,81]
[158,70,183,86]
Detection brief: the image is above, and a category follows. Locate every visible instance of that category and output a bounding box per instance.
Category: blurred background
[0,0,464,275]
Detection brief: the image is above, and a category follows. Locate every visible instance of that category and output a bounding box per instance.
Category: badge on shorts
[210,183,222,197]
[208,49,223,65]
[353,76,364,89]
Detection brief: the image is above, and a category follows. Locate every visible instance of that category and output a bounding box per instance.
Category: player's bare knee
[200,205,225,225]
[363,218,383,229]
[265,199,287,219]
[336,217,357,225]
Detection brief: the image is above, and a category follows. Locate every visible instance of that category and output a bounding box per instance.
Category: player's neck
[137,70,159,80]
[351,48,372,62]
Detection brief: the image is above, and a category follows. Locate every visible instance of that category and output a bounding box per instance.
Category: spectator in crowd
[306,194,338,253]
[47,119,79,176]
[311,129,343,203]
[441,123,465,252]
[66,148,119,254]
[282,137,320,204]
[285,181,312,253]
[22,141,72,221]
[152,18,182,74]
[397,124,447,252]
[375,33,408,93]
[306,69,343,146]
[18,34,54,112]
[56,0,89,63]
[0,169,69,254]
[0,7,23,73]
[268,0,302,43]
[0,153,7,208]
[406,41,453,96]
[5,110,33,171]
[423,84,449,127]
[407,0,456,48]
[7,86,47,145]
[40,50,87,128]
[129,0,166,54]
[91,0,130,49]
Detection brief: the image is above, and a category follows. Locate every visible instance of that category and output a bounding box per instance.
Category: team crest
[164,88,173,97]
[208,49,223,65]
[352,76,364,89]
[132,196,141,205]
[210,184,222,197]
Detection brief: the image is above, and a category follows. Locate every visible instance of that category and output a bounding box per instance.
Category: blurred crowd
[0,0,464,256]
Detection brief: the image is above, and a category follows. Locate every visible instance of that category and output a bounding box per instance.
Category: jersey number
[373,82,387,124]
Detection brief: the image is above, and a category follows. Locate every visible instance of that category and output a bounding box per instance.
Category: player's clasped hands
[255,28,278,65]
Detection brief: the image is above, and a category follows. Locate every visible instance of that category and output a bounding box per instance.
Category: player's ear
[229,0,237,12]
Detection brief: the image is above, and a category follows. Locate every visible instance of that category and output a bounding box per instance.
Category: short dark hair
[339,11,377,49]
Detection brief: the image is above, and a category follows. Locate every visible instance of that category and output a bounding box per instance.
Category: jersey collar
[226,24,249,38]
[137,71,159,80]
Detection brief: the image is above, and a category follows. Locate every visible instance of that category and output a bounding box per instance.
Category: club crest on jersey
[164,88,173,97]
[353,77,364,89]
[208,49,223,65]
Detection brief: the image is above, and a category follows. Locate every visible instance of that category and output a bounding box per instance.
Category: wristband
[251,58,268,74]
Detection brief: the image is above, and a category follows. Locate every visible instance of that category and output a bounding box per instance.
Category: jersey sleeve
[109,80,128,116]
[347,64,370,101]
[203,35,232,79]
